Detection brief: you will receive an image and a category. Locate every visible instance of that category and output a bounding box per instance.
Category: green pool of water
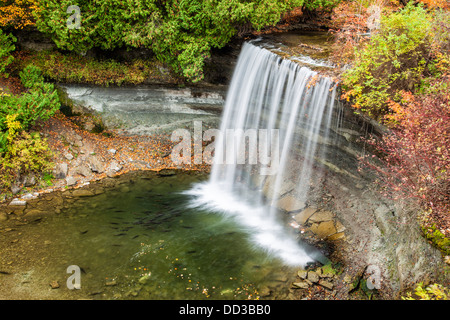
[8,172,295,299]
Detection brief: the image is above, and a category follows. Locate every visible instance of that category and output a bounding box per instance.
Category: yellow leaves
[0,0,41,29]
[6,114,22,144]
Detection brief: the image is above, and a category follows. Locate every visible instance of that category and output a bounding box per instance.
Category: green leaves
[34,0,321,83]
[0,64,60,134]
[341,3,445,120]
[0,29,16,77]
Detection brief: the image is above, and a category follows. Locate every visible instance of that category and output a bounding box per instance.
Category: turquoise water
[25,172,295,299]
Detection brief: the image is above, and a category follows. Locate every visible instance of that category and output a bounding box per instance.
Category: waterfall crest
[187,42,338,266]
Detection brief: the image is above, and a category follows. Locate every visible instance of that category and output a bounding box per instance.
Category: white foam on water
[187,42,338,267]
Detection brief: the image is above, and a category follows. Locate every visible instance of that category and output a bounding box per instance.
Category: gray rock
[307,271,319,283]
[11,184,22,195]
[108,160,123,172]
[318,279,334,290]
[66,176,77,186]
[65,133,84,147]
[292,281,309,289]
[89,156,105,173]
[23,175,36,187]
[297,270,308,280]
[108,149,117,155]
[73,165,91,177]
[54,162,69,179]
[65,153,74,160]
[9,199,27,206]
[21,193,38,200]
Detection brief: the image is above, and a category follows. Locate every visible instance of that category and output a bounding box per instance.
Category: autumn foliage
[361,81,450,235]
[0,0,40,29]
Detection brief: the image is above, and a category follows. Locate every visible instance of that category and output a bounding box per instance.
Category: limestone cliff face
[267,94,446,296]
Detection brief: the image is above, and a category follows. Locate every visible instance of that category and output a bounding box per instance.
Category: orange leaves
[417,0,449,9]
[0,0,41,29]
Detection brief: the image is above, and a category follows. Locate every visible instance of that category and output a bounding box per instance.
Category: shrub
[27,50,178,86]
[0,29,16,77]
[341,4,448,120]
[19,63,45,88]
[360,81,449,233]
[0,65,60,132]
[403,282,449,300]
[0,114,53,190]
[33,0,343,82]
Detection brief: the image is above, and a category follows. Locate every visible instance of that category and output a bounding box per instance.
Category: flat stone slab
[308,210,334,222]
[318,279,334,290]
[297,270,308,280]
[277,195,305,212]
[307,271,320,283]
[327,232,346,241]
[310,221,337,239]
[293,207,318,224]
[71,189,95,197]
[292,281,309,289]
[9,199,27,206]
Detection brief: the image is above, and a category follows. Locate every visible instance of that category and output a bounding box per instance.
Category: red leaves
[361,82,450,234]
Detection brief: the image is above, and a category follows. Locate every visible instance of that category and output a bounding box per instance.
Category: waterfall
[187,42,338,267]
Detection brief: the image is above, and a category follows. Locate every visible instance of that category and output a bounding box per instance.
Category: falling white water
[187,42,338,267]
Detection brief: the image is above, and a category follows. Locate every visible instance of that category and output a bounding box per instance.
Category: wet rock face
[267,103,448,297]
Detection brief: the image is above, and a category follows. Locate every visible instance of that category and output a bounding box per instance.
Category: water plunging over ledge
[187,42,339,267]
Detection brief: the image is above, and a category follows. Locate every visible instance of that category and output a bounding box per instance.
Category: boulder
[10,184,22,195]
[24,209,44,217]
[65,153,74,160]
[23,175,36,187]
[0,212,8,221]
[327,232,346,241]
